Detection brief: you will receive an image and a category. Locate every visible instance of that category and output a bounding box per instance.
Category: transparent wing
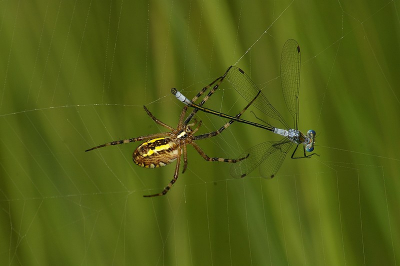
[281,39,301,130]
[230,138,293,179]
[225,66,290,129]
[258,140,293,178]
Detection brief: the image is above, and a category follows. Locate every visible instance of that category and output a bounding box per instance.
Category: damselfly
[172,39,318,178]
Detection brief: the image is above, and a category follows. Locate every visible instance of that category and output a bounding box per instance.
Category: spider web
[1,0,399,265]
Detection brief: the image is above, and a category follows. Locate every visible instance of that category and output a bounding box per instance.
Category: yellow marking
[147,137,166,144]
[140,138,173,158]
[142,143,172,157]
[154,143,171,152]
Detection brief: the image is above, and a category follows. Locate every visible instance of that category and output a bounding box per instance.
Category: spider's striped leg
[85,132,170,152]
[143,106,174,130]
[184,67,231,125]
[180,119,200,174]
[190,142,249,163]
[177,106,189,129]
[190,120,202,135]
[190,77,223,103]
[193,91,260,141]
[184,77,223,125]
[143,147,182,197]
[182,144,188,174]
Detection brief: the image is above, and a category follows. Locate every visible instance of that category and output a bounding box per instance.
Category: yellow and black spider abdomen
[133,137,180,168]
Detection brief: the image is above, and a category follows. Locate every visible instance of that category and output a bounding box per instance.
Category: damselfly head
[305,129,316,152]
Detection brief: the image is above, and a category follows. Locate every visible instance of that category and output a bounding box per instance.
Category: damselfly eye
[305,130,316,152]
[306,145,314,152]
[307,129,316,138]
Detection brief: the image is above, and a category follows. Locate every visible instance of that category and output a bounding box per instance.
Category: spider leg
[143,106,175,131]
[177,105,189,129]
[193,91,260,141]
[191,76,224,103]
[143,147,182,197]
[85,132,170,152]
[190,142,249,163]
[182,144,188,174]
[184,73,228,125]
[191,120,202,135]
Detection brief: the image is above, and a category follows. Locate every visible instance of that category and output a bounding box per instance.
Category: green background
[1,0,399,265]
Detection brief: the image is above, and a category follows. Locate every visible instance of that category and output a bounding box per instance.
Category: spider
[85,67,257,197]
